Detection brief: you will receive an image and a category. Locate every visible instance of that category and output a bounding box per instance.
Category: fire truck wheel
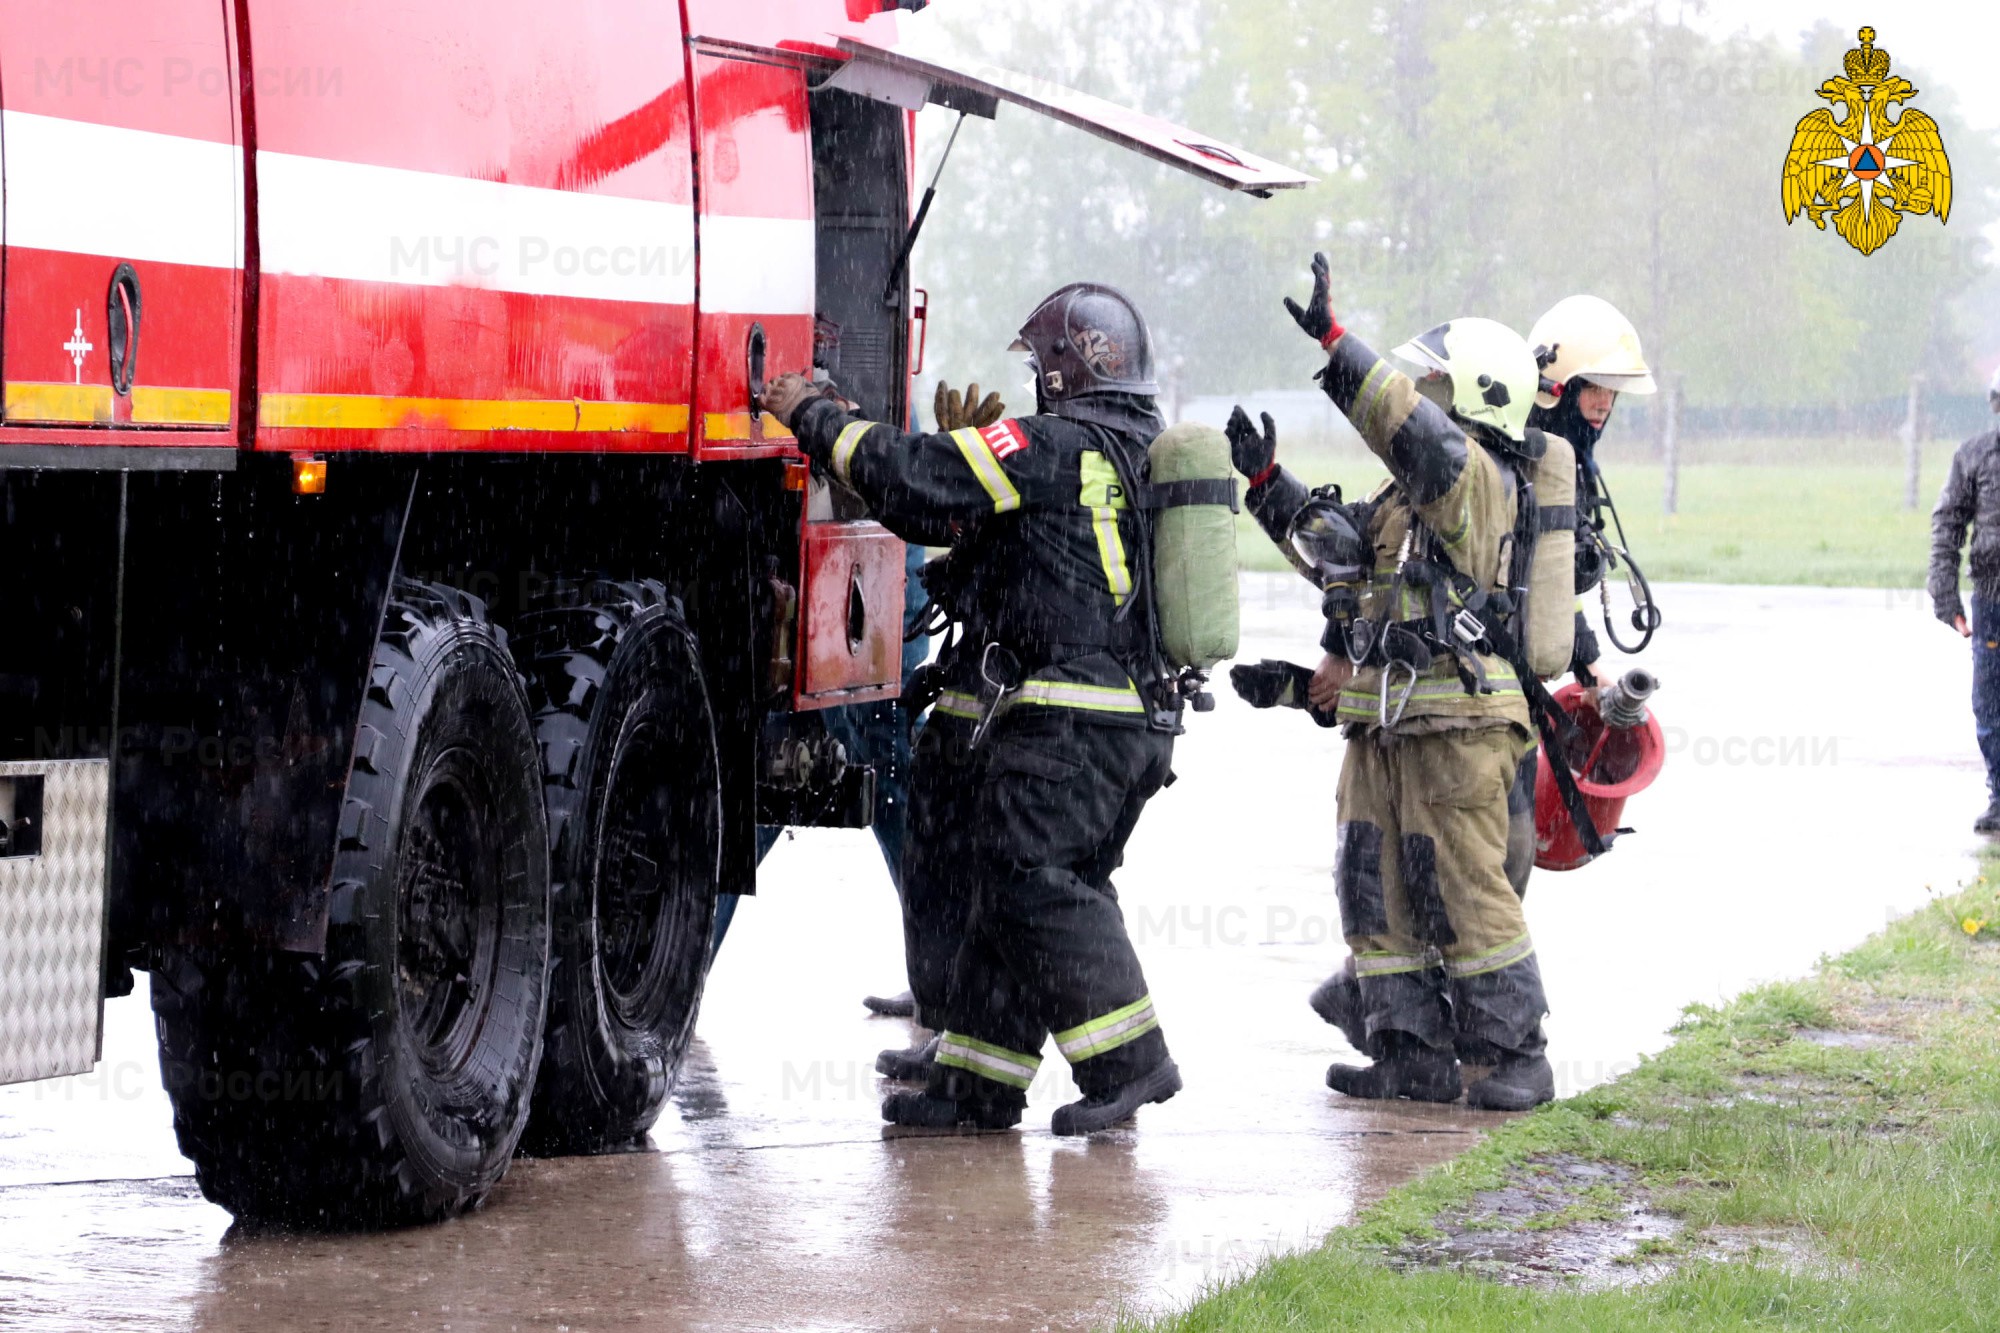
[150,580,551,1227]
[519,580,721,1154]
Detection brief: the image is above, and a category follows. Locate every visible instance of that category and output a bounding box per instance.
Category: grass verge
[1126,868,2000,1331]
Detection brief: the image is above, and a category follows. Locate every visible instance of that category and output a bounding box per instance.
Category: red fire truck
[0,0,1306,1226]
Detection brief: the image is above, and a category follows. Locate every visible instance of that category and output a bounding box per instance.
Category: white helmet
[1390,317,1539,444]
[1528,295,1657,410]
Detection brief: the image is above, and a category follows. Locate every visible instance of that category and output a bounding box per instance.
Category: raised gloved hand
[1283,252,1347,349]
[935,381,1005,432]
[1226,406,1278,485]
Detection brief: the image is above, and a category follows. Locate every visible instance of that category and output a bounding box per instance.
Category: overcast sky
[903,2,2000,254]
[908,3,1998,134]
[1692,2,1999,132]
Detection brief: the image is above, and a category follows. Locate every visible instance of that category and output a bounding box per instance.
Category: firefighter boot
[863,990,917,1018]
[1464,1053,1555,1111]
[1050,1059,1183,1136]
[1326,1031,1462,1103]
[880,1089,1022,1132]
[1975,801,2000,835]
[875,1034,940,1082]
[1307,958,1368,1051]
[884,1064,1024,1131]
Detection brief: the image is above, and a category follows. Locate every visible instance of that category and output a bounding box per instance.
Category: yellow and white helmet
[1528,295,1657,410]
[1390,317,1539,444]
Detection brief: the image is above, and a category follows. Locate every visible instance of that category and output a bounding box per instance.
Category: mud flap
[0,761,109,1085]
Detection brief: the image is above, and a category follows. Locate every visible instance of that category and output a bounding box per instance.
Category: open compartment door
[831,37,1315,196]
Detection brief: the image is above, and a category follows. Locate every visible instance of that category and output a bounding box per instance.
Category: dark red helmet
[1010,283,1159,408]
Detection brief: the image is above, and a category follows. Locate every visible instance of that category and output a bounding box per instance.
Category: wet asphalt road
[0,577,1981,1331]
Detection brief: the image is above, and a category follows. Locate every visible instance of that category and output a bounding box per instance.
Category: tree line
[907,0,1998,421]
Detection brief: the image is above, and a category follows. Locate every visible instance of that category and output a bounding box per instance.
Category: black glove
[1282,252,1346,347]
[1225,406,1278,482]
[1570,612,1601,679]
[1574,536,1607,595]
[1231,660,1341,728]
[1229,660,1315,709]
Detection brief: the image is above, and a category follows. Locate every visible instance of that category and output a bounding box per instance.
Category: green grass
[1122,867,2000,1331]
[1236,445,1950,589]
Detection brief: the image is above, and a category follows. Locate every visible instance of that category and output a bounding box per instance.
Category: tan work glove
[934,380,1005,432]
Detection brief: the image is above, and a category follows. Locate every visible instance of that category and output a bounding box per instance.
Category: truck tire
[520,580,720,1154]
[151,580,551,1228]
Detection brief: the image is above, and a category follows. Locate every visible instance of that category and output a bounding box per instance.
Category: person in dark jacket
[763,283,1184,1136]
[1930,366,2000,832]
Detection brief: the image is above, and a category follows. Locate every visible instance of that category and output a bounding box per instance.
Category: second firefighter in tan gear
[1236,252,1556,1111]
[1304,293,1663,1062]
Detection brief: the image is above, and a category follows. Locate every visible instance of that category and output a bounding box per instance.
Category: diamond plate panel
[0,761,110,1086]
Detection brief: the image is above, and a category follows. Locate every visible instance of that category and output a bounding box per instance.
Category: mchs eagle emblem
[1781,27,1951,256]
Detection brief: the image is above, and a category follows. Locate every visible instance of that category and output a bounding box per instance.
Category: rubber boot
[1050,1059,1182,1136]
[1976,801,2000,834]
[875,1033,939,1082]
[1326,1031,1461,1103]
[881,1089,1021,1132]
[1307,961,1367,1051]
[863,990,917,1018]
[1464,1053,1555,1111]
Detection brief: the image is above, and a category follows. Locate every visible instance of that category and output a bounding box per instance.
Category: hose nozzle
[1597,668,1658,730]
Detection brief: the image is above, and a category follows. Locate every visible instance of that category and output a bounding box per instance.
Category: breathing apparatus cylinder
[1148,422,1240,671]
[1535,669,1666,871]
[1523,432,1578,680]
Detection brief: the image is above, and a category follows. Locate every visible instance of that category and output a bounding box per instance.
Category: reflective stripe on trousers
[1441,933,1534,979]
[936,1033,1042,1089]
[1054,995,1160,1063]
[1353,937,1536,980]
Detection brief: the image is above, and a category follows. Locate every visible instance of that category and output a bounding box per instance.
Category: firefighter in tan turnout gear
[764,283,1185,1135]
[1230,254,1557,1111]
[1300,294,1660,1062]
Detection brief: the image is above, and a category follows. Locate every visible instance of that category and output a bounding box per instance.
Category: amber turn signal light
[292,457,328,495]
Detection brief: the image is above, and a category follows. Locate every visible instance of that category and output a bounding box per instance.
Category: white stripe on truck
[1,111,241,269]
[1,112,814,315]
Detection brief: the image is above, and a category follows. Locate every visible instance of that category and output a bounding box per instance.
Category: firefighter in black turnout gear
[763,283,1182,1135]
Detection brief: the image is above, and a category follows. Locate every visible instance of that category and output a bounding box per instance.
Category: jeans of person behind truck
[1974,598,2000,802]
[709,545,929,957]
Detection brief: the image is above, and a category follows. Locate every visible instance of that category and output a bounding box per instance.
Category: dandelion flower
[1963,917,1987,937]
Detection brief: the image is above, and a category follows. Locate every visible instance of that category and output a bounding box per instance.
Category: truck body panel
[0,0,1311,1097]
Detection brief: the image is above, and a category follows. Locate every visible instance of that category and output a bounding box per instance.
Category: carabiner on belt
[970,642,1023,749]
[1380,659,1420,730]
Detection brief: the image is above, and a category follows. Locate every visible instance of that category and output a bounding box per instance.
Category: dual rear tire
[152,577,720,1227]
[154,581,550,1227]
[520,580,721,1154]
